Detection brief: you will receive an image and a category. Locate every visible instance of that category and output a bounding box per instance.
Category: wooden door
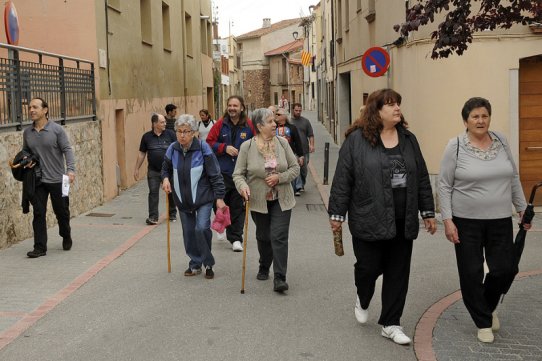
[519,56,542,205]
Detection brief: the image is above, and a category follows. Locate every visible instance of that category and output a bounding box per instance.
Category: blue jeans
[294,153,309,191]
[179,202,215,269]
[147,169,176,220]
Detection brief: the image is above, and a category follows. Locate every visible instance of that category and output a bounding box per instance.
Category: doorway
[519,55,542,205]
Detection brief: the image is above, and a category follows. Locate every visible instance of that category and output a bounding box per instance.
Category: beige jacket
[233,136,300,214]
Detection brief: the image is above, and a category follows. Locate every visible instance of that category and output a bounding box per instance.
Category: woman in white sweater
[438,97,530,343]
[233,108,299,293]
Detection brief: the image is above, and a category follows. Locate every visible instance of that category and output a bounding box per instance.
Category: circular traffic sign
[4,1,20,45]
[361,47,390,78]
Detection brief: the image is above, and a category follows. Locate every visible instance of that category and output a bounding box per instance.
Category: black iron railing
[0,43,96,131]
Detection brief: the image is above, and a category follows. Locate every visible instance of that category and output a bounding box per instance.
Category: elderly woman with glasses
[162,114,226,280]
[233,108,300,293]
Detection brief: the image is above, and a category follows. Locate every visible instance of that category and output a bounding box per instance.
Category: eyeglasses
[176,130,193,136]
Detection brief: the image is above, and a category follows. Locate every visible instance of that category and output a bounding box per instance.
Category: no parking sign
[361,47,390,78]
[4,1,19,45]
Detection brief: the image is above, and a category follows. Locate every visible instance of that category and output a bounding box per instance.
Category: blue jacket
[205,116,255,176]
[162,139,225,213]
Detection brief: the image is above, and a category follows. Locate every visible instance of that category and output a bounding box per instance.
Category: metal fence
[0,43,96,131]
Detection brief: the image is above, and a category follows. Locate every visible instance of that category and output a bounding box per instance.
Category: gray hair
[251,108,274,134]
[175,114,198,131]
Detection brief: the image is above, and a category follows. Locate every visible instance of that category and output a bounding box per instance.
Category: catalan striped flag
[301,50,312,66]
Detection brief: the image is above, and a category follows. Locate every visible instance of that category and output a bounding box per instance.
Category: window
[200,19,207,55]
[140,0,152,45]
[162,2,171,51]
[185,13,193,57]
[207,22,212,56]
[366,0,376,23]
[357,0,362,12]
[344,0,349,31]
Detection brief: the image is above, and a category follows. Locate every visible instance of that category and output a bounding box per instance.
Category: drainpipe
[181,1,188,111]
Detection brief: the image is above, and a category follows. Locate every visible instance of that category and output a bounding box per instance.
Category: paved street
[1,110,541,361]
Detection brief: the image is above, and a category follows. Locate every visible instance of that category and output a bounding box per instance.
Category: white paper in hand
[62,174,70,197]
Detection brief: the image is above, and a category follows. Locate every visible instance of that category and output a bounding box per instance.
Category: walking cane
[165,192,172,273]
[240,200,250,294]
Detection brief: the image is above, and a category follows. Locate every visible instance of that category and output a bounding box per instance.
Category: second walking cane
[166,193,171,273]
[240,200,250,294]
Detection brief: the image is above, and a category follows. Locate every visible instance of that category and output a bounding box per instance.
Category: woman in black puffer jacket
[328,89,437,345]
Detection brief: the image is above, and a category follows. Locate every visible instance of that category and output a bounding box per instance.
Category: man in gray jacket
[23,97,76,258]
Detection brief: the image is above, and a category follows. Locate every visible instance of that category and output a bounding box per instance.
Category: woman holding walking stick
[233,108,299,293]
[162,114,226,279]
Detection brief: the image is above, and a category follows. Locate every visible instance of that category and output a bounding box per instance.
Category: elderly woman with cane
[438,97,530,343]
[233,108,299,293]
[162,114,226,279]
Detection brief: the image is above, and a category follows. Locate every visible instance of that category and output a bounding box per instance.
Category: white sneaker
[232,241,243,252]
[354,296,368,324]
[477,327,494,343]
[216,231,226,241]
[381,325,411,345]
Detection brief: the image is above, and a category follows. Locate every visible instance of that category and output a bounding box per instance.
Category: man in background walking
[23,97,76,258]
[165,104,177,131]
[134,113,177,225]
[290,103,314,194]
[206,95,255,252]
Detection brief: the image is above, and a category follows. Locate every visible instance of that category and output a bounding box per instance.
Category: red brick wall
[243,69,270,111]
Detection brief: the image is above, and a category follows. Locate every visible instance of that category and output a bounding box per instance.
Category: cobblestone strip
[414,270,542,361]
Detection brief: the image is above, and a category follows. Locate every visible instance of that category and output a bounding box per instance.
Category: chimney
[262,18,271,28]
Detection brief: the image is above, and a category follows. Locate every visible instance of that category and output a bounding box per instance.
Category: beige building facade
[319,0,542,203]
[0,0,215,248]
[9,0,214,200]
[237,18,304,111]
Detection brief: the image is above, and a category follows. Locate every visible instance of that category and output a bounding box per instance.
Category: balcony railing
[0,43,96,131]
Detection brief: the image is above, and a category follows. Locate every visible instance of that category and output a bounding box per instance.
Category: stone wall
[243,69,270,111]
[0,120,103,249]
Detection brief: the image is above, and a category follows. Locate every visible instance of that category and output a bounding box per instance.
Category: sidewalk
[0,110,541,361]
[303,110,542,361]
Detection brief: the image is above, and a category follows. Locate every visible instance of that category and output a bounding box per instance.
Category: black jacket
[328,126,435,241]
[11,150,42,214]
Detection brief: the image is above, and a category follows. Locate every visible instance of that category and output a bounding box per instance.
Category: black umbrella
[502,181,542,295]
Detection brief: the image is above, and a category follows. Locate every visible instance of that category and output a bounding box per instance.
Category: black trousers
[352,219,413,326]
[30,182,71,252]
[453,216,514,328]
[251,200,292,279]
[221,174,245,244]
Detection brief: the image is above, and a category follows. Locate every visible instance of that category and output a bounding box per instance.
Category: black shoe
[146,218,158,225]
[62,237,72,251]
[27,249,46,258]
[205,267,214,279]
[257,266,269,280]
[273,278,289,292]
